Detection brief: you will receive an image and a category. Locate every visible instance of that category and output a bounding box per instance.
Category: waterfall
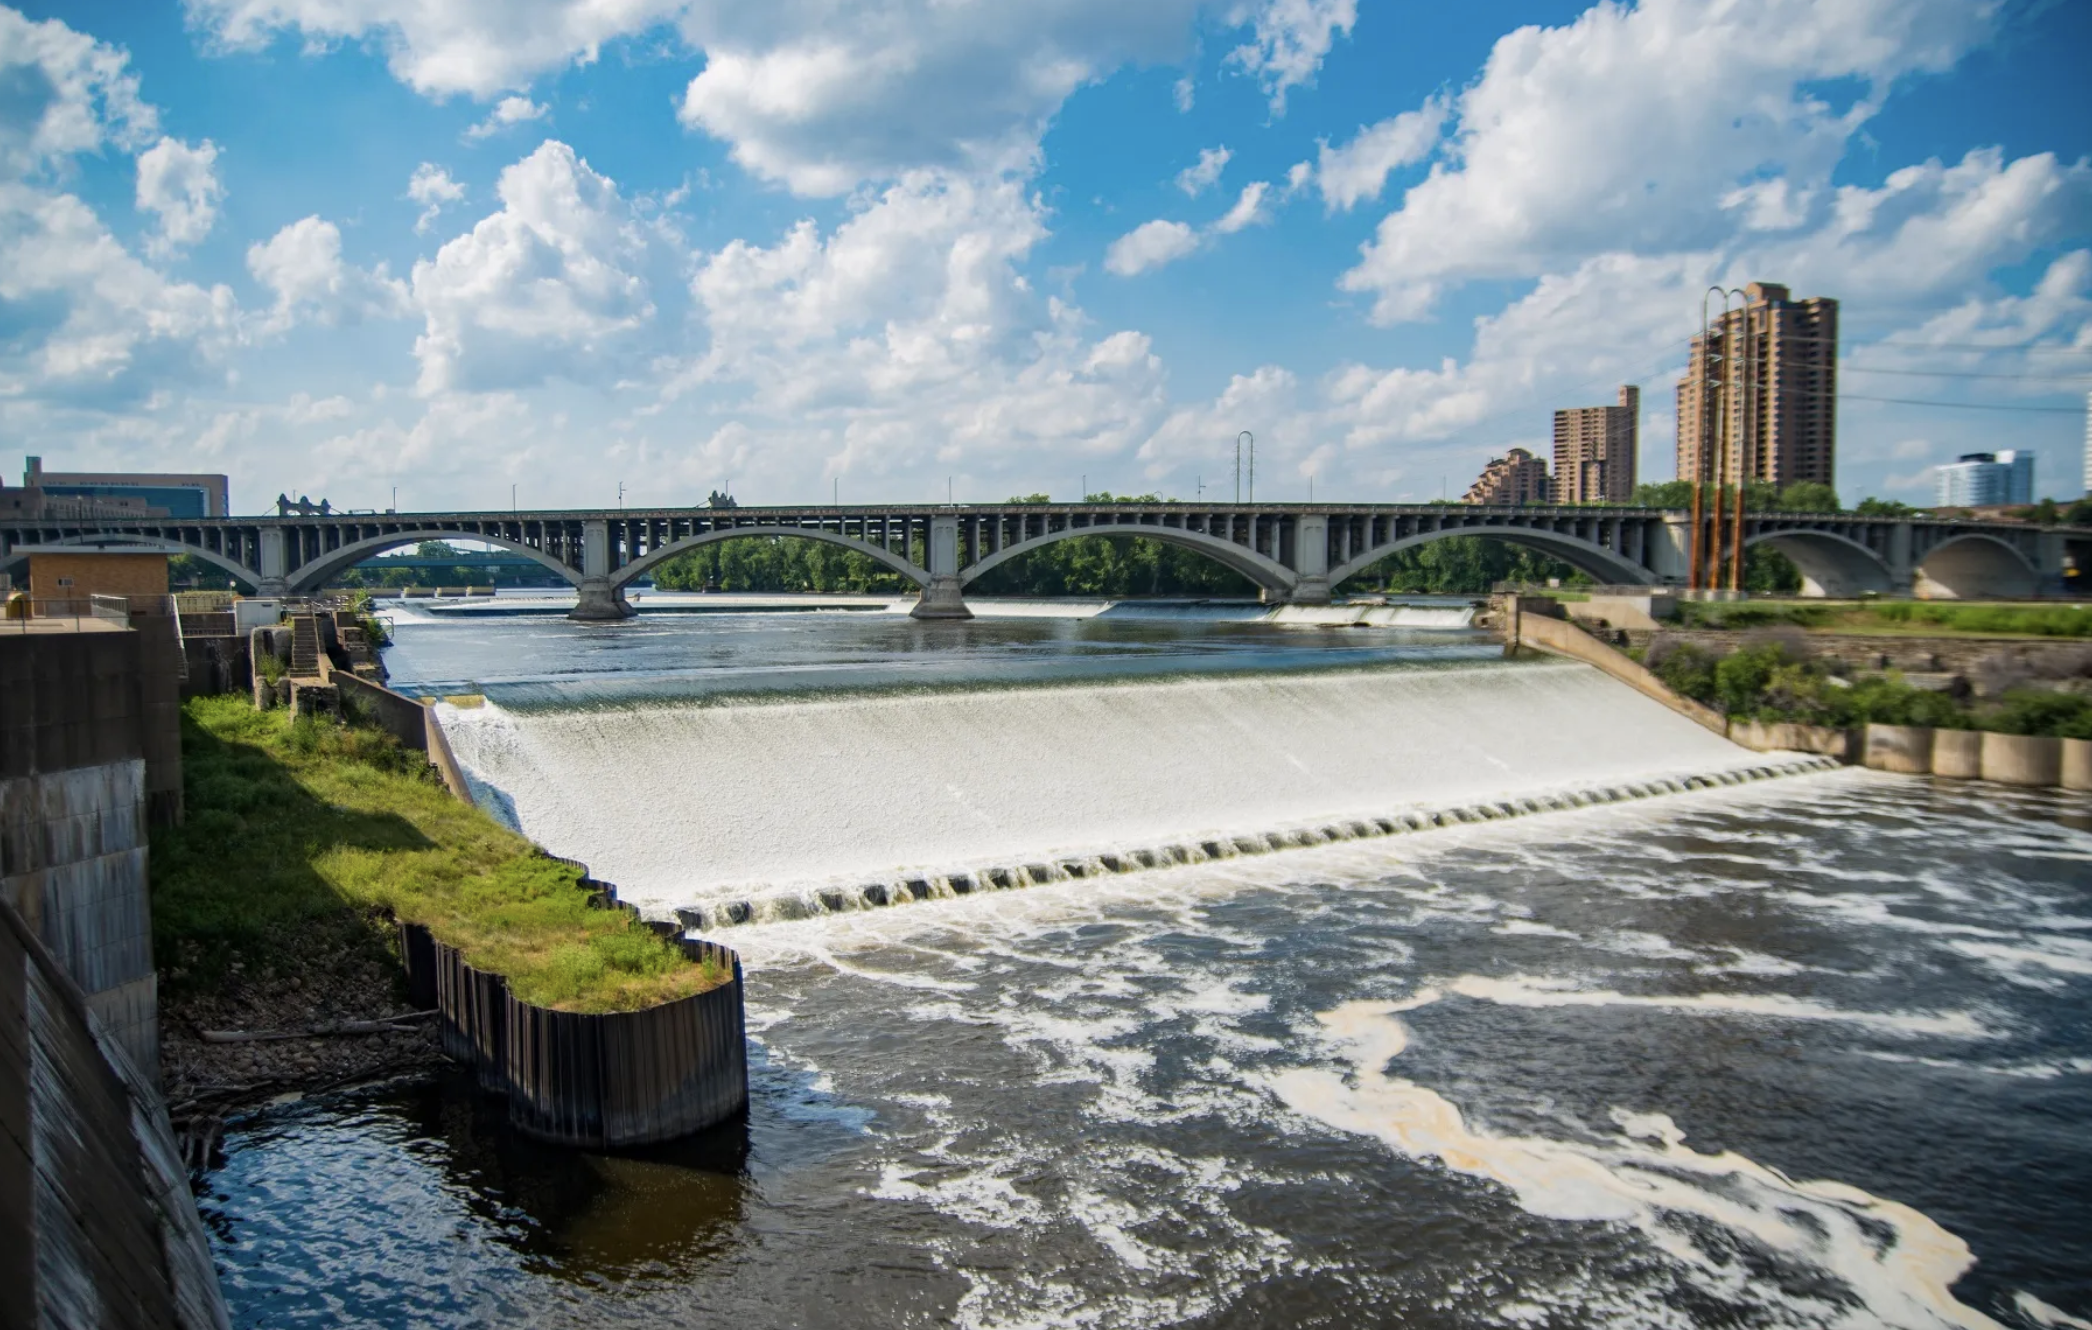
[437,659,1788,924]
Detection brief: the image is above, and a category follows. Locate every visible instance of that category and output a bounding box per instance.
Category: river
[198,597,2092,1328]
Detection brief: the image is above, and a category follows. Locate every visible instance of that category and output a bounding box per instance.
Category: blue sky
[3,0,2088,513]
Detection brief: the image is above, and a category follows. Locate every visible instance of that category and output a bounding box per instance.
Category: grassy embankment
[1672,600,2092,638]
[152,696,727,1013]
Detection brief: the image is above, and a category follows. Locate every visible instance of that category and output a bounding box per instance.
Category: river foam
[1269,997,2010,1329]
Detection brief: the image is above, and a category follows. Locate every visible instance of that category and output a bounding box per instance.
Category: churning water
[199,604,2092,1328]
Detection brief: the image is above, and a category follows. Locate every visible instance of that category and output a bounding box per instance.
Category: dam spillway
[436,659,1783,923]
[202,605,2092,1328]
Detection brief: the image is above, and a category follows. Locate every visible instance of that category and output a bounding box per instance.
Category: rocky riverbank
[159,917,445,1171]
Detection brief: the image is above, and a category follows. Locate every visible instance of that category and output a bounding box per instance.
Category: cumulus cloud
[1105,219,1199,276]
[465,95,547,140]
[676,171,1168,491]
[0,12,238,409]
[248,215,409,331]
[1341,0,2004,322]
[0,182,237,403]
[1314,100,1444,211]
[1228,0,1357,112]
[187,0,682,99]
[0,6,157,177]
[410,140,661,394]
[135,136,223,254]
[407,161,466,232]
[1210,180,1269,234]
[1176,145,1230,196]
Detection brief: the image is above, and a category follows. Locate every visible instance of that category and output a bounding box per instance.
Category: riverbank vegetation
[1674,600,2092,638]
[153,697,728,1013]
[1645,638,2092,737]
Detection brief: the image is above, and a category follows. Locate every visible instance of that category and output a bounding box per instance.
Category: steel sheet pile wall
[402,911,747,1150]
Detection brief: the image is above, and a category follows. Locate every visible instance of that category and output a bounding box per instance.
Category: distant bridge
[3,502,2082,619]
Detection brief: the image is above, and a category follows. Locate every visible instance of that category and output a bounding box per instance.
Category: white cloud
[1227,0,1357,112]
[0,182,237,403]
[135,136,223,254]
[465,95,547,140]
[1176,146,1230,196]
[675,171,1168,493]
[1105,219,1199,276]
[410,140,661,394]
[407,162,467,232]
[1314,100,1444,212]
[674,4,1205,196]
[188,0,683,100]
[1762,148,2092,310]
[0,6,157,177]
[1211,180,1269,235]
[248,215,409,332]
[1341,0,2003,322]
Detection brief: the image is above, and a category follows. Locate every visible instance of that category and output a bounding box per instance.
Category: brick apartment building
[1676,283,1838,488]
[1552,385,1639,503]
[1463,448,1551,505]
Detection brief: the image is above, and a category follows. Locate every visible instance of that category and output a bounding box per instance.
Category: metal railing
[0,593,182,632]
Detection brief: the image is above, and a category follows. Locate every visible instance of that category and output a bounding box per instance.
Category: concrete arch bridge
[3,502,2081,619]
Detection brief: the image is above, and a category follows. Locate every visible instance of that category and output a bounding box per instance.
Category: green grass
[152,697,729,1013]
[1675,599,2092,637]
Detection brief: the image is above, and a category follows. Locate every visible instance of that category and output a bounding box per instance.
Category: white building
[1936,450,2035,508]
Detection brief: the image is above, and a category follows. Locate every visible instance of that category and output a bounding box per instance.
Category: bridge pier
[1271,577,1331,606]
[909,517,974,620]
[910,576,972,620]
[570,578,633,621]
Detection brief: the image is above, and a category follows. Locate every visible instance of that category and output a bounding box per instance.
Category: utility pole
[512,483,517,513]
[618,481,625,510]
[1237,431,1254,504]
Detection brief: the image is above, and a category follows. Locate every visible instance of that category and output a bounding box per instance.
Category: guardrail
[0,595,134,630]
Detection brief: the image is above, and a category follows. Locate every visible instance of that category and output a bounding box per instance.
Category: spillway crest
[440,660,1778,921]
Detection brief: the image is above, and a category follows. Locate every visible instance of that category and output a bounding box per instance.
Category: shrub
[1983,689,2092,739]
[1648,641,1719,704]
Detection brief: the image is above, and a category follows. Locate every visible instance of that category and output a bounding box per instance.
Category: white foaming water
[1268,998,2010,1329]
[440,660,1776,917]
[1262,603,1477,629]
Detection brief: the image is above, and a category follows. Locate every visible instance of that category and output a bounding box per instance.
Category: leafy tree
[169,553,240,591]
[1853,497,1923,517]
[1632,481,1695,508]
[1344,537,1588,594]
[1775,481,1841,513]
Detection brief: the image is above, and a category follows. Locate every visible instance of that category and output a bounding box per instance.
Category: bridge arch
[1743,530,1895,598]
[958,524,1298,597]
[611,526,931,591]
[1325,526,1649,592]
[5,533,263,592]
[1914,533,2039,600]
[287,530,585,594]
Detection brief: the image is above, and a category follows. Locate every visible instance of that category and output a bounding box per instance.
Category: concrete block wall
[0,628,179,1080]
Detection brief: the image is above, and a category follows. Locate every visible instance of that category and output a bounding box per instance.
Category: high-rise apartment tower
[1675,283,1838,489]
[1462,448,1551,505]
[1552,385,1640,503]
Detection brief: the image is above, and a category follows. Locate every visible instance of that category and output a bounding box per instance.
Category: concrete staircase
[289,612,320,676]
